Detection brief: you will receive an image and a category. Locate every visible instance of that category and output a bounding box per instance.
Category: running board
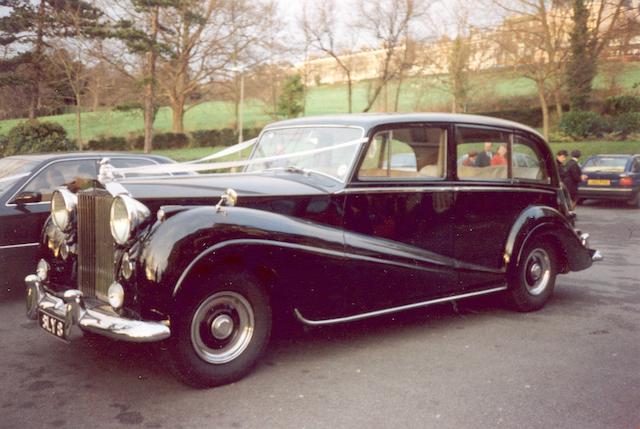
[294,285,508,326]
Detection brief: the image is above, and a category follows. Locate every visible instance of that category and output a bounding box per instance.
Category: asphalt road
[1,202,639,429]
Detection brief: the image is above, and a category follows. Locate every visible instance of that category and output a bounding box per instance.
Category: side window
[22,160,97,201]
[512,135,549,182]
[457,127,510,181]
[358,127,446,180]
[632,159,640,173]
[111,158,163,178]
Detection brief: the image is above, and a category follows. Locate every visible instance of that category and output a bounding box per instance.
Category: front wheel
[168,273,271,388]
[506,239,557,312]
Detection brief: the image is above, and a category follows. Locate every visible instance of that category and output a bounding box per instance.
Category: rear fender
[504,206,592,277]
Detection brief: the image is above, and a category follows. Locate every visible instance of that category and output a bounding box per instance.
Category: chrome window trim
[338,185,557,195]
[0,242,39,250]
[5,156,162,208]
[294,285,509,326]
[247,125,366,184]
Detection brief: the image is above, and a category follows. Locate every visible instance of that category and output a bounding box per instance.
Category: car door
[452,126,556,290]
[1,158,98,288]
[342,124,457,315]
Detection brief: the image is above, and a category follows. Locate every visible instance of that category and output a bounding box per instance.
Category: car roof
[4,152,174,163]
[591,154,633,158]
[263,113,544,140]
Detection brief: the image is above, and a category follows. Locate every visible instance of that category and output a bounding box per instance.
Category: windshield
[246,126,364,182]
[0,157,38,194]
[583,157,628,173]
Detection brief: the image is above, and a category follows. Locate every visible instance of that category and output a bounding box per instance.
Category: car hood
[119,172,336,202]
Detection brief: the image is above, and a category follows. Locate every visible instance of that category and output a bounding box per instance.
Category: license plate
[38,309,68,341]
[588,179,610,186]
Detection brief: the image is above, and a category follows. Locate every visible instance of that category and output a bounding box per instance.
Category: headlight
[51,189,77,232]
[110,195,150,245]
[36,259,49,281]
[107,282,124,310]
[121,252,134,280]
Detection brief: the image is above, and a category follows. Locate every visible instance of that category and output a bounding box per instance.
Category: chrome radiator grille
[77,192,114,300]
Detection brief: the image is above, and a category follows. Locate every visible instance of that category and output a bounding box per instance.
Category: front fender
[504,205,592,275]
[137,205,346,315]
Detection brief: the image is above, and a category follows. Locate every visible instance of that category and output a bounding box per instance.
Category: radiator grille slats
[77,192,114,300]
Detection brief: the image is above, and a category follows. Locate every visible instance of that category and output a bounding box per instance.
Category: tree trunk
[394,76,404,112]
[347,78,353,113]
[31,0,46,120]
[143,7,159,154]
[76,95,83,150]
[171,97,185,133]
[553,88,563,121]
[537,85,550,141]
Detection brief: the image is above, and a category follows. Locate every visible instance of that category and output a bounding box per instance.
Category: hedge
[5,121,75,155]
[190,128,261,147]
[602,95,640,116]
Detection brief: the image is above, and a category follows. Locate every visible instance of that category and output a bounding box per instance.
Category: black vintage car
[25,114,601,387]
[0,152,174,294]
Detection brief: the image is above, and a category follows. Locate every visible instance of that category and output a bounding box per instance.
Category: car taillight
[620,177,633,186]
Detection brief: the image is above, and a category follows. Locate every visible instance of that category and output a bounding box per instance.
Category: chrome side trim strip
[294,285,509,326]
[338,185,556,195]
[0,242,39,250]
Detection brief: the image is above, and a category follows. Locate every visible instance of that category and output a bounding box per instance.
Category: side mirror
[11,191,43,205]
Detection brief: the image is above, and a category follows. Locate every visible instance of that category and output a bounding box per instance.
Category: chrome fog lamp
[110,195,150,245]
[51,188,77,232]
[121,252,134,280]
[36,259,49,281]
[60,243,70,260]
[108,282,125,310]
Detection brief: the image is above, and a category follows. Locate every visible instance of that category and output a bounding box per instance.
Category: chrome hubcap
[524,249,551,296]
[191,291,254,365]
[211,314,234,340]
[529,262,542,281]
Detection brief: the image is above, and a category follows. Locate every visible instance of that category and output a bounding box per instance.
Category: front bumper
[25,274,170,342]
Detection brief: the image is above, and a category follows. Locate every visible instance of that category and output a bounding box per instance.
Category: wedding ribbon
[102,137,368,180]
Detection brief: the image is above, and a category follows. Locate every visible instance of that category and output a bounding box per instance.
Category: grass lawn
[2,63,639,141]
[548,140,640,159]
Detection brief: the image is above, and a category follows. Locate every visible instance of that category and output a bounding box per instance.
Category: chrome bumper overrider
[579,233,603,262]
[25,275,170,342]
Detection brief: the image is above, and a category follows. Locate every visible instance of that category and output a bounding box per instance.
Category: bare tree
[301,0,359,113]
[490,0,572,140]
[357,0,428,112]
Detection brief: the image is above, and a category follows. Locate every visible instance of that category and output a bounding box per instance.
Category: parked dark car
[578,154,640,207]
[0,152,174,293]
[25,114,600,387]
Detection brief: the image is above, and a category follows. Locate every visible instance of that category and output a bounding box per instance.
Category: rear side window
[456,127,510,181]
[512,135,549,182]
[358,126,446,180]
[456,127,550,183]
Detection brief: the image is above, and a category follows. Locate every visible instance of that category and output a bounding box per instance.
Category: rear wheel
[627,191,639,208]
[506,238,557,312]
[168,272,271,388]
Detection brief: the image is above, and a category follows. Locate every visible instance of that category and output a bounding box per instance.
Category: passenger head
[497,144,507,156]
[483,142,493,151]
